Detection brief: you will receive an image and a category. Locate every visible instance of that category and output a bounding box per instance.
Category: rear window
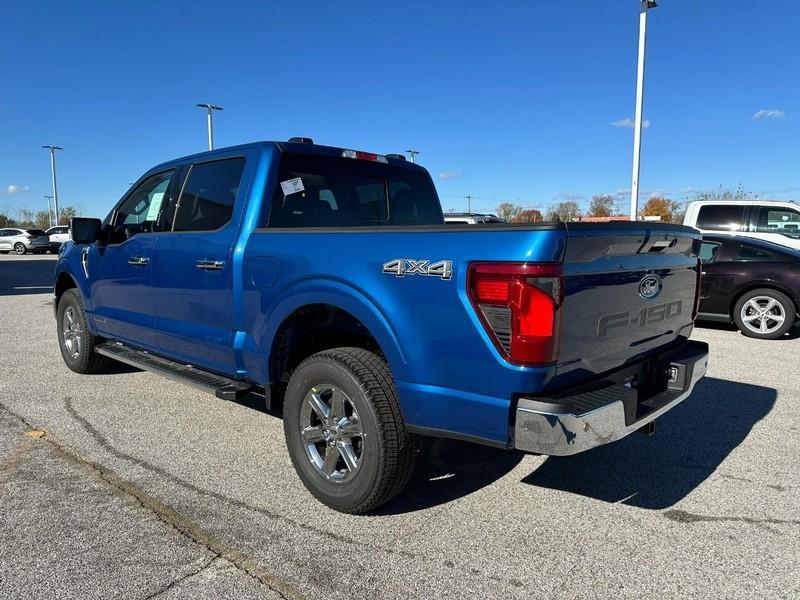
[696,205,746,231]
[267,153,443,228]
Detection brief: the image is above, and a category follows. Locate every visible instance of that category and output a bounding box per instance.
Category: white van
[683,200,800,250]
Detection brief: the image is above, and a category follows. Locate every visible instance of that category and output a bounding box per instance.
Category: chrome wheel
[62,306,82,359]
[300,384,364,482]
[740,295,785,335]
[14,243,26,255]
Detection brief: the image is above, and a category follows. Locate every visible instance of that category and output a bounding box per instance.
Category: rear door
[748,204,800,250]
[150,154,248,375]
[90,169,175,347]
[554,224,701,387]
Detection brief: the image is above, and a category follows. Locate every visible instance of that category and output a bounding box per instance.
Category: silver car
[0,228,51,255]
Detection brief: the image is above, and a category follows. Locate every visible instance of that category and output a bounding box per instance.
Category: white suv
[683,200,800,250]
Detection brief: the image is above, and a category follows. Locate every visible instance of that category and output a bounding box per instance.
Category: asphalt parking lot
[1,254,798,599]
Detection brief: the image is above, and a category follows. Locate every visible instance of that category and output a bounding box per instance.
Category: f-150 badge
[383,259,453,280]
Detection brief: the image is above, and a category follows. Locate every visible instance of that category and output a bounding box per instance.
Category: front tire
[14,243,26,255]
[56,289,109,373]
[283,347,416,514]
[733,288,796,340]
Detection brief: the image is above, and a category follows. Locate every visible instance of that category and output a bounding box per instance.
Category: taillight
[468,262,563,366]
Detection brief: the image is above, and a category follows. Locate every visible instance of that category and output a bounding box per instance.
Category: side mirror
[70,217,103,244]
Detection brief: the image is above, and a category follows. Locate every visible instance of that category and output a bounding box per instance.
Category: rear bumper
[514,341,708,456]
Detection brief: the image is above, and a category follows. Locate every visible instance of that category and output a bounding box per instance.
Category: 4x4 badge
[383,259,453,280]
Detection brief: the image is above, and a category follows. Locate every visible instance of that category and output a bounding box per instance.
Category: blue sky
[1,1,797,218]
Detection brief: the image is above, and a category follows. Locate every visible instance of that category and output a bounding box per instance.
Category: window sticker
[145,192,164,221]
[280,177,305,196]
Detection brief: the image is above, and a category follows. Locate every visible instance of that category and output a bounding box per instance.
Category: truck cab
[684,199,800,250]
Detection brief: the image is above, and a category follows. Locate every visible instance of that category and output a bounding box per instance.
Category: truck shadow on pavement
[521,377,776,509]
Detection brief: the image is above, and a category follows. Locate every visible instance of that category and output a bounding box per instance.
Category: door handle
[195,259,225,271]
[128,256,150,266]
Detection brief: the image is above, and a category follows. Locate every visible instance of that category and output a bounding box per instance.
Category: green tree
[588,194,615,217]
[0,213,12,227]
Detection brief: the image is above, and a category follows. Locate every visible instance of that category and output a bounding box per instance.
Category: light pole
[44,195,54,227]
[42,145,63,225]
[629,0,657,221]
[196,103,223,150]
[405,149,419,163]
[465,194,473,213]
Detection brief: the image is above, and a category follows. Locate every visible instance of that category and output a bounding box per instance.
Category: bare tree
[588,194,615,217]
[496,202,523,222]
[18,209,35,228]
[511,209,543,224]
[59,206,80,224]
[546,201,582,222]
[35,211,52,230]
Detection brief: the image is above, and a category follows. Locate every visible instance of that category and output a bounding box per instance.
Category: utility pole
[44,195,54,227]
[42,145,63,225]
[629,0,657,222]
[465,195,473,213]
[405,149,419,163]
[196,103,223,150]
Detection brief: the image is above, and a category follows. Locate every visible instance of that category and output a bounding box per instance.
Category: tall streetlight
[42,145,63,225]
[405,149,419,163]
[629,0,657,222]
[196,103,223,150]
[44,195,54,227]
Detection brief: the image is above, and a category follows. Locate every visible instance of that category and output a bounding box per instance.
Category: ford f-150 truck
[54,139,708,513]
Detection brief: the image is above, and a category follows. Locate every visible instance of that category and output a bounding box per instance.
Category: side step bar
[96,341,253,401]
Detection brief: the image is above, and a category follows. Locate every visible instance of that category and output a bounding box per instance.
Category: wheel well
[269,304,384,390]
[55,272,78,304]
[730,284,800,318]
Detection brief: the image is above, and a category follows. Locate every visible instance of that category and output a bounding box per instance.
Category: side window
[755,206,800,238]
[696,205,746,231]
[735,244,779,261]
[698,242,720,264]
[110,170,174,244]
[172,158,245,232]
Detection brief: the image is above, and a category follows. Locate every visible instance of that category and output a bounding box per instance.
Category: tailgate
[553,223,700,388]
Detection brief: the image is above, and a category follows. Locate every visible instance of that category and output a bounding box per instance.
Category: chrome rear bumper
[514,341,708,456]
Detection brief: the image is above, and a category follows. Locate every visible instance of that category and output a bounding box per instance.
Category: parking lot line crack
[0,401,302,600]
[144,556,217,600]
[59,397,529,591]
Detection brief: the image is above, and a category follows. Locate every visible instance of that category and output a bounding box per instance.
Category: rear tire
[14,243,26,255]
[733,288,796,340]
[283,347,416,514]
[56,289,110,373]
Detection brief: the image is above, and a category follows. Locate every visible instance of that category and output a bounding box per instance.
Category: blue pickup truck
[55,139,708,513]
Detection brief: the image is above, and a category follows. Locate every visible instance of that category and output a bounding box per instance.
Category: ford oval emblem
[638,274,662,300]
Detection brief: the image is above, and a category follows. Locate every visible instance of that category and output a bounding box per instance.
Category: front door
[151,156,247,375]
[90,169,175,348]
[750,205,800,250]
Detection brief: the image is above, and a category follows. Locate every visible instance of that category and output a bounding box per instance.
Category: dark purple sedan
[697,234,800,339]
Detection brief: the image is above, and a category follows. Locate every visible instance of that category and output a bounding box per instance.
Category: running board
[95,341,253,401]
